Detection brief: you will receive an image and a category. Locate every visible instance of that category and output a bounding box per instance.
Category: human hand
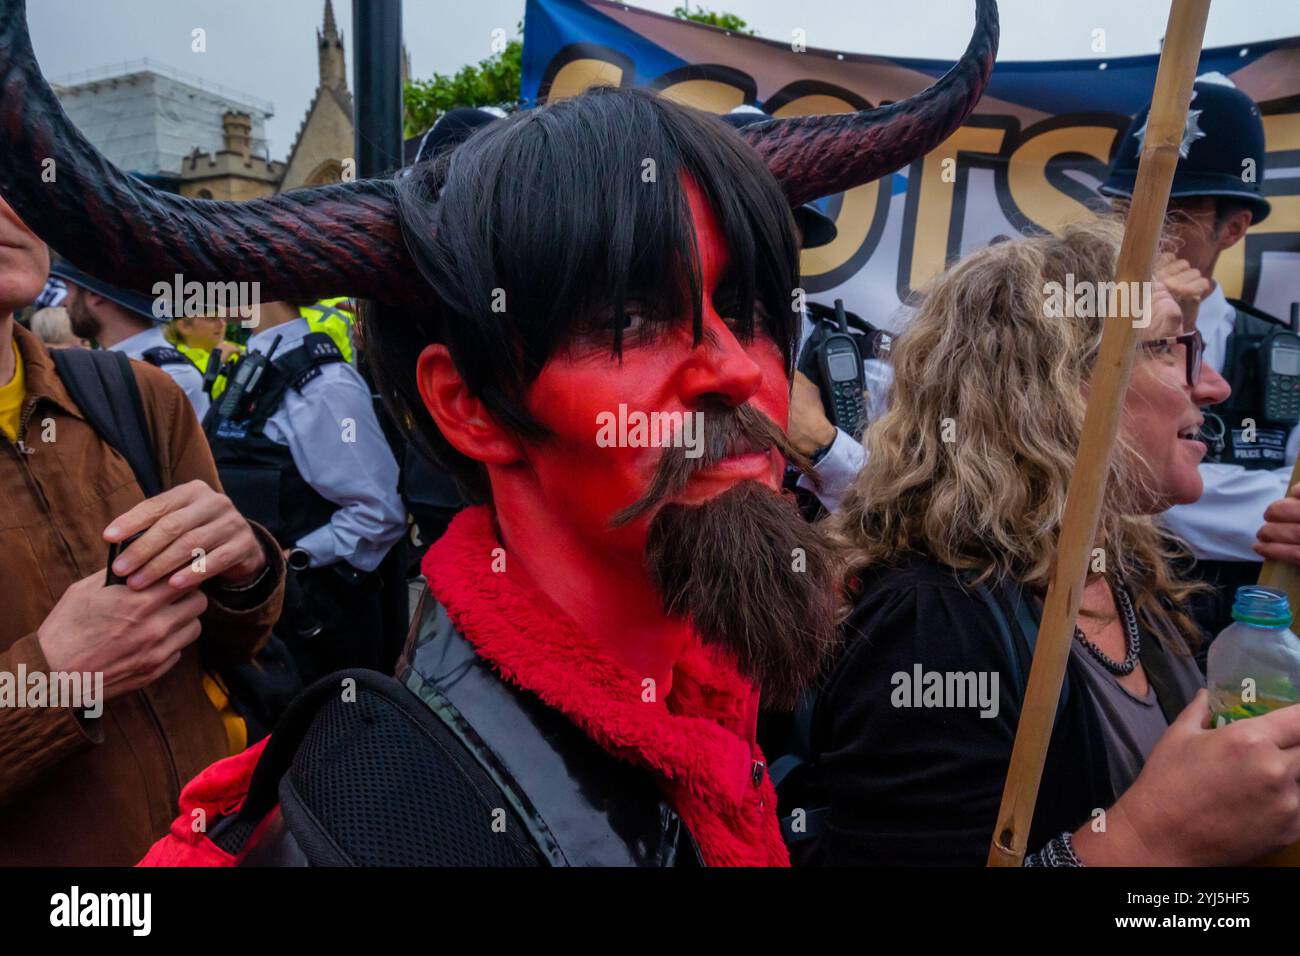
[1154,256,1212,330]
[36,570,207,701]
[1252,482,1300,566]
[104,480,266,591]
[1077,691,1300,866]
[788,371,838,458]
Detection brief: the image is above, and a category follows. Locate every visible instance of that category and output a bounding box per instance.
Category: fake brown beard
[646,482,839,711]
[613,404,838,710]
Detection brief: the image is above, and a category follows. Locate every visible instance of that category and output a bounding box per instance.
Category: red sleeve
[136,736,270,867]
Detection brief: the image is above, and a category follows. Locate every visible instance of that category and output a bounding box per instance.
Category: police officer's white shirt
[1161,283,1300,561]
[110,324,210,422]
[793,311,894,512]
[245,318,405,573]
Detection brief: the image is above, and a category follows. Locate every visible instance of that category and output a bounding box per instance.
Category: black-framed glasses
[1139,329,1204,387]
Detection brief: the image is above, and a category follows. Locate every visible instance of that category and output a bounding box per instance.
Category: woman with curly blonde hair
[797,218,1300,867]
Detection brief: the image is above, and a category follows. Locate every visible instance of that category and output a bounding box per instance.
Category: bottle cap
[1231,585,1293,627]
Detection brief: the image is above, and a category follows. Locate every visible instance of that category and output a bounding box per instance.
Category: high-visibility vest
[173,340,209,370]
[299,298,355,364]
[173,340,244,399]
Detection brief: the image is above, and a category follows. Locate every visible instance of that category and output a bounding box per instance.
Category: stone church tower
[318,0,348,93]
[280,0,356,191]
[181,1,410,197]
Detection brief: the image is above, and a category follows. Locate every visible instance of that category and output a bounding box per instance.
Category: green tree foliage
[402,7,754,137]
[672,4,755,34]
[403,29,523,137]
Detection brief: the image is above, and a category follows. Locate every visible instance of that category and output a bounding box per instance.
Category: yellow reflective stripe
[174,342,210,370]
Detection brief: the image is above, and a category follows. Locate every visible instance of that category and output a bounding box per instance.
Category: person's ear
[1216,209,1253,252]
[416,343,522,465]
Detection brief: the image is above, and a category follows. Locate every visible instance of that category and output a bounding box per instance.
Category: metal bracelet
[1023,831,1084,867]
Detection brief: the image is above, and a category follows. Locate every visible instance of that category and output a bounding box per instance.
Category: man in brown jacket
[0,195,286,865]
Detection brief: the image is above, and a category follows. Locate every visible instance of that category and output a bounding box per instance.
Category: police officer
[204,299,405,681]
[170,309,244,395]
[721,105,895,513]
[55,260,210,419]
[1100,74,1294,633]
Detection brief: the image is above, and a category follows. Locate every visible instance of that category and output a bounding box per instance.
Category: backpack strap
[973,578,1069,716]
[49,348,164,497]
[221,669,387,832]
[205,668,509,864]
[399,595,701,866]
[769,692,817,791]
[1137,621,1202,723]
[773,688,830,845]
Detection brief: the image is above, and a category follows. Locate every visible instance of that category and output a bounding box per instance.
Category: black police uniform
[204,332,385,691]
[1189,301,1300,636]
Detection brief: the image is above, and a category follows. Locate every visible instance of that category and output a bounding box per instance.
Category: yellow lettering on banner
[547,59,625,100]
[658,80,746,114]
[908,125,1006,291]
[770,95,880,280]
[1007,124,1118,234]
[1218,107,1300,301]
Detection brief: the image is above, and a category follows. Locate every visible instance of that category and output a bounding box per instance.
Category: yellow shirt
[0,345,26,443]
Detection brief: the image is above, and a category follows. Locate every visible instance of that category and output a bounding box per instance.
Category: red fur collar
[421,506,790,867]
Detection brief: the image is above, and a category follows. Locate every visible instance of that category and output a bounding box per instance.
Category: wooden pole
[987,0,1213,867]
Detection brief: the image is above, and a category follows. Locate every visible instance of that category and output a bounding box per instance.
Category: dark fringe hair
[363,85,801,499]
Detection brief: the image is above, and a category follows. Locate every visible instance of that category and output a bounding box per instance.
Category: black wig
[367,86,803,499]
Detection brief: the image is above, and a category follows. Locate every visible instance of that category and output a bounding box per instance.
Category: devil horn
[0,0,423,307]
[742,0,999,207]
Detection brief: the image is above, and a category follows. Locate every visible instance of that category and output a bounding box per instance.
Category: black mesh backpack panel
[223,669,542,866]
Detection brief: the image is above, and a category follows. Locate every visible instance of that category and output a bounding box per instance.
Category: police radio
[202,350,223,396]
[214,334,282,423]
[1262,308,1300,427]
[799,299,868,439]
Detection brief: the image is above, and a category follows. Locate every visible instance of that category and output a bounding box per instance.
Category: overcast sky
[27,0,1300,158]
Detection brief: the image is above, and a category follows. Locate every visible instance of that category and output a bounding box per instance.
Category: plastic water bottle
[1207,586,1300,727]
[1207,586,1300,866]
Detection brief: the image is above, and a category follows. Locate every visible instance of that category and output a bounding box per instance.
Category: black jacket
[801,557,1199,866]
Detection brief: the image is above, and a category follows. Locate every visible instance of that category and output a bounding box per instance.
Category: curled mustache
[610,403,819,529]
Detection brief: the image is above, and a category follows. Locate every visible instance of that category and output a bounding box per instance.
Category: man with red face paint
[144,89,842,867]
[0,0,998,865]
